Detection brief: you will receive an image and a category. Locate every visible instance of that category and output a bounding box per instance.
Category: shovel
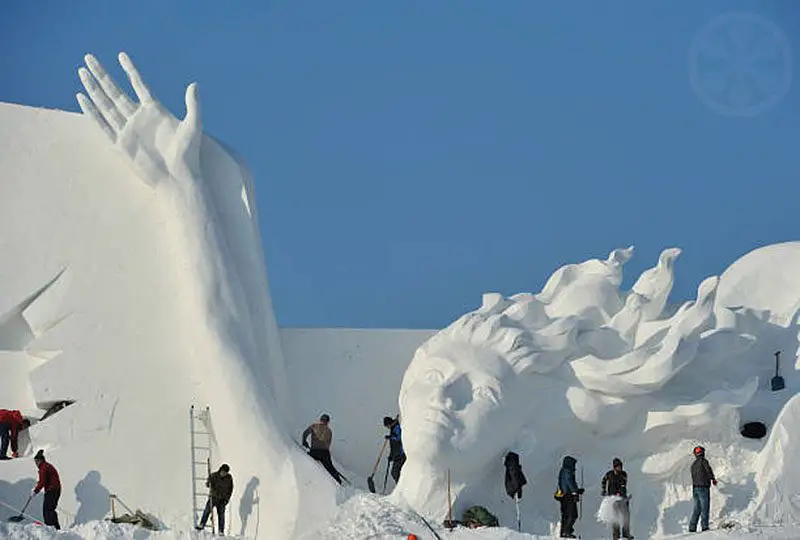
[771,351,785,391]
[367,439,388,493]
[7,493,33,522]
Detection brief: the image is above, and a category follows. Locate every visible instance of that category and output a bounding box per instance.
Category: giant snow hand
[76,52,202,186]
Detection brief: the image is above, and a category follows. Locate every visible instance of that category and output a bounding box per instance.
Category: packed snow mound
[748,392,800,525]
[0,52,337,539]
[716,242,800,328]
[6,520,800,540]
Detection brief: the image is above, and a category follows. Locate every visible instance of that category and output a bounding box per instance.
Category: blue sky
[2,2,798,329]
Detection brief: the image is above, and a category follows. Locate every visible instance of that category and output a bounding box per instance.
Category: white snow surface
[2,52,800,539]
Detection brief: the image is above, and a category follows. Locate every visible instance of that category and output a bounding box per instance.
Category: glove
[302,440,309,449]
[577,488,585,495]
[31,489,37,497]
[712,479,718,486]
[384,435,391,440]
[601,492,606,497]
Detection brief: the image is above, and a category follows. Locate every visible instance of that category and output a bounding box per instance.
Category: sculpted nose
[429,384,453,409]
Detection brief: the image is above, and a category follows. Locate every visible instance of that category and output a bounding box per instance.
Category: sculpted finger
[76,93,116,143]
[85,54,137,118]
[172,83,203,175]
[78,67,126,132]
[183,82,202,132]
[118,52,153,104]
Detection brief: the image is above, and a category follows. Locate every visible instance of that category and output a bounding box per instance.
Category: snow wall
[3,53,800,539]
[0,85,434,538]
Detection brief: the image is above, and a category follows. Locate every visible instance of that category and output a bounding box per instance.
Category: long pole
[189,405,196,529]
[447,468,453,530]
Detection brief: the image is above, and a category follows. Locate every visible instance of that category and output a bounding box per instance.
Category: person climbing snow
[383,415,406,483]
[0,409,30,460]
[557,455,584,538]
[196,463,233,534]
[302,413,342,484]
[32,449,61,529]
[601,457,632,540]
[689,445,717,533]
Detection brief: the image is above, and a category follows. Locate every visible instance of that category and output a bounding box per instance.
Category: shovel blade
[367,475,376,493]
[772,375,785,391]
[7,515,25,522]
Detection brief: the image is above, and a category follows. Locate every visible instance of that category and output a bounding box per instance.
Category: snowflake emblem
[689,12,792,117]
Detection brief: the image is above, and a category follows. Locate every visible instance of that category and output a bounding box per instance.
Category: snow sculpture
[72,52,336,538]
[393,246,759,521]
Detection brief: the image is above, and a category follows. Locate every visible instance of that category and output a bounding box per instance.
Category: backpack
[462,505,499,527]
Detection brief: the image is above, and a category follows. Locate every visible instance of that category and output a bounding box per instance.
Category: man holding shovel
[383,416,406,485]
[31,449,61,529]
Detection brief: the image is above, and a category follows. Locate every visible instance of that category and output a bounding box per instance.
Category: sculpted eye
[424,370,445,385]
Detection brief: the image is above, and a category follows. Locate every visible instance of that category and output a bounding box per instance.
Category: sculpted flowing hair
[414,311,574,377]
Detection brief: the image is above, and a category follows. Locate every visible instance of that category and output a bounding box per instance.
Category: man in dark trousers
[689,446,717,532]
[602,457,633,540]
[557,455,584,538]
[0,409,30,459]
[32,449,61,529]
[196,464,233,534]
[383,416,406,483]
[301,413,342,484]
[504,451,527,500]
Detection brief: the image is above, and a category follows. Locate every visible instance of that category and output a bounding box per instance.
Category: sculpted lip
[423,407,454,428]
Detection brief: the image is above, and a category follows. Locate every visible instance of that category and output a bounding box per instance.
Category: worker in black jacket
[689,446,717,532]
[196,464,234,534]
[383,416,406,483]
[601,457,632,540]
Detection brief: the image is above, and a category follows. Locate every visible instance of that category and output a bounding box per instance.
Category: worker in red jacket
[0,409,30,459]
[32,449,61,529]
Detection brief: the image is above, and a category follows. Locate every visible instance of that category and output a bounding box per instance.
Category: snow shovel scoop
[5,494,33,523]
[772,351,785,391]
[367,439,388,493]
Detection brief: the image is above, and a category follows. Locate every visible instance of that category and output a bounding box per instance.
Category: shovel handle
[370,439,388,477]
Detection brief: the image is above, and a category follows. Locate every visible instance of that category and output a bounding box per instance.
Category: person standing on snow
[0,409,31,460]
[31,449,61,529]
[504,451,527,500]
[301,413,342,484]
[689,446,717,533]
[601,457,632,540]
[383,416,406,483]
[196,464,233,534]
[557,455,584,538]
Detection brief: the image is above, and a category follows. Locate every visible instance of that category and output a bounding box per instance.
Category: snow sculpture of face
[398,313,545,479]
[401,346,511,468]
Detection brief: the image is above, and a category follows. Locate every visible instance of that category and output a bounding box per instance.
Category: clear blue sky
[2,2,798,329]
